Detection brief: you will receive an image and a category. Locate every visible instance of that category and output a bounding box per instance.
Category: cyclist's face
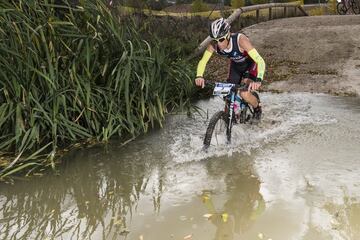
[215,34,230,50]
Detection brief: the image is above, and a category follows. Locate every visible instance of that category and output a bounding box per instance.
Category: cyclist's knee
[240,91,251,99]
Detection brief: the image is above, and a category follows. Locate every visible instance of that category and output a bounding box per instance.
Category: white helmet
[209,18,230,39]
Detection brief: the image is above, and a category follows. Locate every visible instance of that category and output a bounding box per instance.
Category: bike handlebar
[205,81,249,91]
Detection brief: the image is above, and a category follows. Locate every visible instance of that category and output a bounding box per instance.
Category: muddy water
[0,93,359,240]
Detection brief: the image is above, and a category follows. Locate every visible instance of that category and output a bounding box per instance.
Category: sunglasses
[215,37,226,42]
[213,34,229,43]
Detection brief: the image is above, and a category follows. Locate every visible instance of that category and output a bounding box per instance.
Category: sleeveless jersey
[215,33,252,65]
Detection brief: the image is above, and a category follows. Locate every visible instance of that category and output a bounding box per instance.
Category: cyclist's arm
[196,44,215,78]
[238,35,265,82]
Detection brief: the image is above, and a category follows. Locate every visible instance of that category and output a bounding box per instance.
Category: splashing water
[169,92,337,163]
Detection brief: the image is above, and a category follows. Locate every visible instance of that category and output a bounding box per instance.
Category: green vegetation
[231,0,245,8]
[0,0,198,177]
[192,0,209,12]
[251,0,268,4]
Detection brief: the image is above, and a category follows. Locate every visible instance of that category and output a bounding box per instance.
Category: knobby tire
[351,0,360,14]
[203,111,231,149]
[337,2,347,14]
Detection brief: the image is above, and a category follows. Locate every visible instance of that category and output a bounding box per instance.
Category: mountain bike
[337,0,360,14]
[203,82,260,149]
[352,0,360,14]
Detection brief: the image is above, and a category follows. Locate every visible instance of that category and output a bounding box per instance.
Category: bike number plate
[213,82,234,96]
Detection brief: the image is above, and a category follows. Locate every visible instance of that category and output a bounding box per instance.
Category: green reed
[0,0,195,177]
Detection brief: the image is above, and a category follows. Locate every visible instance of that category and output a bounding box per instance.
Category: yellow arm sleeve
[196,50,213,77]
[248,48,265,81]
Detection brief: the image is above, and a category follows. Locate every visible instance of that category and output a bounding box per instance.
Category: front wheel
[203,111,232,149]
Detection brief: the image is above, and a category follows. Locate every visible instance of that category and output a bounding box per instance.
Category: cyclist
[195,18,266,120]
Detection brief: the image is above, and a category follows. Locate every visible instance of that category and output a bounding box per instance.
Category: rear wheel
[351,0,360,14]
[203,111,232,149]
[337,2,347,14]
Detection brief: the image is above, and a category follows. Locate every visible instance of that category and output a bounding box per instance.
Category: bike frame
[212,82,252,127]
[204,82,257,148]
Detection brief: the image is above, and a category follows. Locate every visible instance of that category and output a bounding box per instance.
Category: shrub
[251,0,268,5]
[0,0,195,177]
[231,0,245,8]
[146,0,169,10]
[192,0,209,12]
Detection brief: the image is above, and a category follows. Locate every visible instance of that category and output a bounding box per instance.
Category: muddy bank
[207,15,360,96]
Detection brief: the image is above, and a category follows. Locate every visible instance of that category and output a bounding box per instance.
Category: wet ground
[1,92,360,240]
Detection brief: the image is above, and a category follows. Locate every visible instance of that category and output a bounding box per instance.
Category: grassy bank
[0,0,204,178]
[0,0,312,178]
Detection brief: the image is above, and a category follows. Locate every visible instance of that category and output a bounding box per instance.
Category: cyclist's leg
[239,62,260,108]
[240,79,259,108]
[241,76,262,121]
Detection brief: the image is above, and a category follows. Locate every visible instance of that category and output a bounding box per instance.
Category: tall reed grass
[0,0,195,177]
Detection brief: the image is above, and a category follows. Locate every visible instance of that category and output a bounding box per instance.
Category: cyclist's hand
[248,81,261,91]
[195,77,205,88]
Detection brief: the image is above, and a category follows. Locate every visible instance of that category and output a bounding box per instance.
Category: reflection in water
[1,94,360,239]
[0,144,165,240]
[0,146,266,240]
[201,159,265,240]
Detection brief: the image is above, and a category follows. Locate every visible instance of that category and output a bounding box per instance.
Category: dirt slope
[207,15,360,96]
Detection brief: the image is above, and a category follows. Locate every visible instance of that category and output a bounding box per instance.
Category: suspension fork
[228,91,235,130]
